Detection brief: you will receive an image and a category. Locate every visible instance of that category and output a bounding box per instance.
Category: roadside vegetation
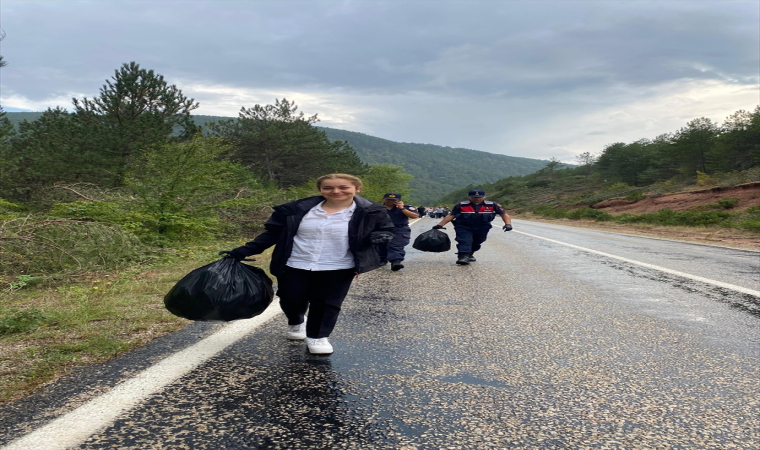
[532,203,760,232]
[437,106,760,234]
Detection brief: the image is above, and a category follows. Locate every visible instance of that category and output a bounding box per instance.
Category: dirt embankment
[591,182,760,215]
[515,182,760,251]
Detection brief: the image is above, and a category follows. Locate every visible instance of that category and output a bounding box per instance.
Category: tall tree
[73,62,199,186]
[0,28,7,68]
[0,108,103,201]
[672,117,720,174]
[359,164,414,202]
[125,137,250,237]
[0,107,17,198]
[575,151,597,181]
[0,107,13,145]
[209,98,366,188]
[596,142,630,184]
[637,133,677,184]
[714,107,760,171]
[596,140,660,186]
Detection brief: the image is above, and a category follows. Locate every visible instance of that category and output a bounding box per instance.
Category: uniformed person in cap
[380,193,419,271]
[433,189,512,265]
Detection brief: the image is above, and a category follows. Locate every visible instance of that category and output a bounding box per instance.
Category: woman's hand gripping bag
[164,258,274,321]
[412,229,451,253]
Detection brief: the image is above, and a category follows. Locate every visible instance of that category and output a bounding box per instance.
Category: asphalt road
[2,218,759,449]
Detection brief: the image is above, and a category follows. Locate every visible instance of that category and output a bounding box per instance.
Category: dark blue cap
[383,193,401,200]
[468,190,485,198]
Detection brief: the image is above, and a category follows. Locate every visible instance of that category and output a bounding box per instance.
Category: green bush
[0,198,25,220]
[614,213,647,224]
[136,213,221,244]
[0,198,24,212]
[0,308,50,336]
[612,209,731,226]
[625,191,647,202]
[566,207,613,221]
[735,205,760,232]
[683,210,732,226]
[526,179,552,188]
[533,205,568,219]
[715,197,740,209]
[0,216,146,277]
[48,200,222,244]
[49,201,127,222]
[736,219,760,233]
[607,182,631,192]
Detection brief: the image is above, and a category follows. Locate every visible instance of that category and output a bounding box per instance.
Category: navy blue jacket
[386,205,418,228]
[452,200,506,226]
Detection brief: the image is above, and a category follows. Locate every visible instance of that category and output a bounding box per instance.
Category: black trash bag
[164,258,274,321]
[412,229,451,252]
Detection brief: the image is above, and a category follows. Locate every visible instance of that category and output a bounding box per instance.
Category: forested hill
[7,112,548,204]
[5,111,43,127]
[192,115,549,203]
[316,128,548,204]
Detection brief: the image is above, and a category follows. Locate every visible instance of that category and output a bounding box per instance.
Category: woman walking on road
[220,174,394,355]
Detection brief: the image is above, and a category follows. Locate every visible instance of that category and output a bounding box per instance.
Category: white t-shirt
[286,201,356,271]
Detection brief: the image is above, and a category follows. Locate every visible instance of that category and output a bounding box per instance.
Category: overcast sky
[2,0,758,163]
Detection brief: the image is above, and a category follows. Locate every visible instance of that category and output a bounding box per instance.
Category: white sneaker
[286,322,306,340]
[306,337,333,354]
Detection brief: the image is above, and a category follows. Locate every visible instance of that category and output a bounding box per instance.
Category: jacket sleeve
[232,210,286,256]
[377,209,395,232]
[367,208,395,242]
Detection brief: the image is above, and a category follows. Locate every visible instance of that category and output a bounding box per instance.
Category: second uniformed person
[380,193,419,271]
[433,189,512,265]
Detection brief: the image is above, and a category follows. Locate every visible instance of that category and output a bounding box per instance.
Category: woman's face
[320,178,360,202]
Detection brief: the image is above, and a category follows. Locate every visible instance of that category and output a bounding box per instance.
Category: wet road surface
[511,219,760,291]
[2,218,759,449]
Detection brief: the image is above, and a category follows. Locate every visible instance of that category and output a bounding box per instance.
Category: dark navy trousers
[454,224,492,254]
[379,226,411,262]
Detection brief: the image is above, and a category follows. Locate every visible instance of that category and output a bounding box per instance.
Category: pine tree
[73,62,199,186]
[672,118,720,174]
[209,98,366,188]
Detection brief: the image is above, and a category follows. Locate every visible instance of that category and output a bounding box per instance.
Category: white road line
[2,305,282,450]
[8,218,427,449]
[512,230,760,297]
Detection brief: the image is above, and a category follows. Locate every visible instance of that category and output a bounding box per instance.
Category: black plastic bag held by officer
[164,258,274,321]
[412,229,451,252]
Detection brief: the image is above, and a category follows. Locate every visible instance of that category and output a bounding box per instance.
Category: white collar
[314,200,356,214]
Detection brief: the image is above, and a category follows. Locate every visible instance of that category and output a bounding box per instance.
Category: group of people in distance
[417,205,451,219]
[220,173,512,355]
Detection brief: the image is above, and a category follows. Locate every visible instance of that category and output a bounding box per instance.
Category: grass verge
[531,204,760,233]
[516,213,760,251]
[0,242,273,403]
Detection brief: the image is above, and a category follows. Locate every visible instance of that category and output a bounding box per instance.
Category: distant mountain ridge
[191,115,549,203]
[317,127,549,204]
[5,111,44,127]
[6,112,549,204]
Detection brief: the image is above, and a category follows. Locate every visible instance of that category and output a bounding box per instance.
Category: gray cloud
[2,0,758,161]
